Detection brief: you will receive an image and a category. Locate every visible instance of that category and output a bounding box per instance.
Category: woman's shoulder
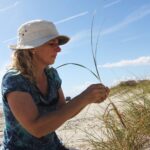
[2,68,26,84]
[1,69,31,96]
[3,68,22,79]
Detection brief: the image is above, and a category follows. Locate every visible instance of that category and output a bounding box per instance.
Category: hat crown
[18,20,58,36]
[17,20,59,44]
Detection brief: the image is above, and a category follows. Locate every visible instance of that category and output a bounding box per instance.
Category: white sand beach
[56,102,111,150]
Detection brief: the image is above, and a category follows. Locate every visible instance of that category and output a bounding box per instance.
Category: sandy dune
[56,103,108,150]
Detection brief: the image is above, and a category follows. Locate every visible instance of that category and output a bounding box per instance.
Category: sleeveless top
[1,67,64,150]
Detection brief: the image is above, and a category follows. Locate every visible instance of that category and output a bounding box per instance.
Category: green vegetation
[110,80,150,97]
[86,80,150,150]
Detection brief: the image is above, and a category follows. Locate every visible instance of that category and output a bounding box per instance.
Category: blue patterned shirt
[1,67,64,150]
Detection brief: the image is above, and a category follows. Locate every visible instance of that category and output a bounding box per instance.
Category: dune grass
[85,80,150,150]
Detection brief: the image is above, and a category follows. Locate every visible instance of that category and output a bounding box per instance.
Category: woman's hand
[78,83,110,104]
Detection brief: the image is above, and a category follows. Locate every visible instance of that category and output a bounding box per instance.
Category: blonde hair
[10,49,37,83]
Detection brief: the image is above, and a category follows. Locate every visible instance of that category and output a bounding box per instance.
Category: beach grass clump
[110,80,150,97]
[85,80,150,150]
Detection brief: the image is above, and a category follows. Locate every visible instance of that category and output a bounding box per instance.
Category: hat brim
[9,35,70,50]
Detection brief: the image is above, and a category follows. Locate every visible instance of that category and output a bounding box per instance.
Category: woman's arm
[7,84,109,138]
[7,91,88,138]
[57,88,86,117]
[56,88,66,109]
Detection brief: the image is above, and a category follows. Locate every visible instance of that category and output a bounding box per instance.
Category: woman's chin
[48,60,55,65]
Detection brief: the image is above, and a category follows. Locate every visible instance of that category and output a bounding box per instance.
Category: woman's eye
[48,43,59,47]
[49,43,54,46]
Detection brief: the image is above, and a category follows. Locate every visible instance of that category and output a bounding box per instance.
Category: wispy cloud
[69,28,103,44]
[99,56,150,68]
[2,36,17,44]
[55,11,89,24]
[70,30,90,43]
[121,35,140,43]
[0,1,20,12]
[104,0,121,8]
[102,4,150,35]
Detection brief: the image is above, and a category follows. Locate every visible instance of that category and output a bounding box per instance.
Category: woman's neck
[35,68,48,96]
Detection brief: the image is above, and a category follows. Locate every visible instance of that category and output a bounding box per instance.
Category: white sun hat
[9,19,70,50]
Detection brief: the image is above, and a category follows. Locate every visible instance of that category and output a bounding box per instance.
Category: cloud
[102,4,150,35]
[2,36,17,44]
[0,1,20,12]
[69,30,90,43]
[55,11,89,24]
[121,35,140,43]
[68,28,103,45]
[99,56,150,68]
[104,0,122,8]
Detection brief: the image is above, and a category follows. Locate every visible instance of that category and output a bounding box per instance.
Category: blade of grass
[91,12,127,130]
[56,62,99,80]
[91,11,102,82]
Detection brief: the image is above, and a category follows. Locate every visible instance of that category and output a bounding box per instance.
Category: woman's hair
[10,49,36,83]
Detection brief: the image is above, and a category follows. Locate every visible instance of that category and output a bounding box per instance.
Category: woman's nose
[56,46,61,52]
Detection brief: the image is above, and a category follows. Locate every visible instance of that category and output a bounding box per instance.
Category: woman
[1,20,109,150]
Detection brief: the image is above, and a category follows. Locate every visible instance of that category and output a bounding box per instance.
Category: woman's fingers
[79,83,110,104]
[93,85,110,103]
[96,87,110,103]
[90,84,110,102]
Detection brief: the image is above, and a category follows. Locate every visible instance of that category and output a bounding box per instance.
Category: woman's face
[33,39,61,66]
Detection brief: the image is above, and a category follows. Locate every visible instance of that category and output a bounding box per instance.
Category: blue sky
[0,0,150,100]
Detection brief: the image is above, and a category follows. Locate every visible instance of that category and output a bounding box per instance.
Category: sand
[56,102,109,150]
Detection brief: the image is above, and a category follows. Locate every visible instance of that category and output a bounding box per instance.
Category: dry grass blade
[109,101,127,129]
[56,62,99,80]
[90,12,127,131]
[90,11,101,82]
